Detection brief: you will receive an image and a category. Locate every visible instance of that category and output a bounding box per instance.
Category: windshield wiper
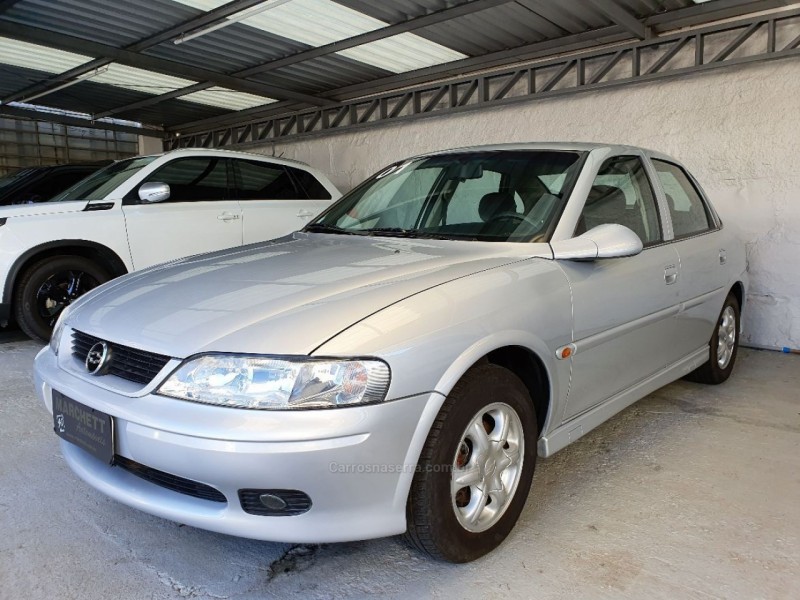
[363,227,451,240]
[304,223,361,235]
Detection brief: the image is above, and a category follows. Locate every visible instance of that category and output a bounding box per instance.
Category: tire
[404,363,538,563]
[685,292,740,385]
[13,255,110,342]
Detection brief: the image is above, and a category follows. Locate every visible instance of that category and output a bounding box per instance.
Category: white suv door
[231,158,334,244]
[122,156,242,269]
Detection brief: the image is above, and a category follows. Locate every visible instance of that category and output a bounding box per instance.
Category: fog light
[238,489,312,516]
[259,493,287,511]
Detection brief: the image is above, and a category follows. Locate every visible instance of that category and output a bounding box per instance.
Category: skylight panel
[91,64,195,95]
[0,37,90,73]
[339,34,466,73]
[170,0,467,72]
[182,87,276,110]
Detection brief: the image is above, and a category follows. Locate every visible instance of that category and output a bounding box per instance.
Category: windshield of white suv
[50,156,157,202]
[0,168,33,191]
[306,151,584,242]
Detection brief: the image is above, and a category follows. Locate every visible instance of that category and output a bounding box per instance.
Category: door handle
[664,265,678,285]
[719,249,727,265]
[296,209,314,218]
[217,212,240,222]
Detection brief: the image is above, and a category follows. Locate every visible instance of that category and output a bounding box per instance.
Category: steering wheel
[487,211,542,229]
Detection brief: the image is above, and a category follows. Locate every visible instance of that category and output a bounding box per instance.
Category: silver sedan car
[35,143,747,563]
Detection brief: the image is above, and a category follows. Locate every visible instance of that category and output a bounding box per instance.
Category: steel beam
[0,21,327,106]
[94,0,514,119]
[586,0,647,40]
[0,105,163,137]
[167,9,800,149]
[172,27,632,133]
[2,0,274,105]
[645,0,793,31]
[235,0,513,76]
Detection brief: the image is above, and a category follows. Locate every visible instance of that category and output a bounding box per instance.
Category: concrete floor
[0,333,797,600]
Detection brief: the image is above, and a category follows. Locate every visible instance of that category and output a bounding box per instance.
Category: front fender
[315,258,573,512]
[314,257,573,436]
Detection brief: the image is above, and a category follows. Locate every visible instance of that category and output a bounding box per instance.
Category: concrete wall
[249,59,800,350]
[138,135,164,156]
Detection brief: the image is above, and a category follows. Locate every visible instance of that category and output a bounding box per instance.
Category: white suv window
[129,157,230,203]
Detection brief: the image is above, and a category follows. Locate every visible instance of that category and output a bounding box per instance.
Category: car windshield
[0,168,34,191]
[307,150,584,242]
[50,156,157,202]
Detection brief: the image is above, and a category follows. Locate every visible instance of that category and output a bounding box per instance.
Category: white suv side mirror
[138,182,170,203]
[551,223,643,261]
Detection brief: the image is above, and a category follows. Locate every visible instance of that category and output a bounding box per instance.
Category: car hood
[0,200,89,218]
[68,233,550,358]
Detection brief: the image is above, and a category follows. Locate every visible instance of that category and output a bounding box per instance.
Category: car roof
[144,147,313,169]
[411,142,678,162]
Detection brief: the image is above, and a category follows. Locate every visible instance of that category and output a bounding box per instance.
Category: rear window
[652,160,713,238]
[234,159,299,200]
[287,166,331,200]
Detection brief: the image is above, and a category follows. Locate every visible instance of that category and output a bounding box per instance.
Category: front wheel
[13,255,110,342]
[404,364,537,562]
[685,292,740,384]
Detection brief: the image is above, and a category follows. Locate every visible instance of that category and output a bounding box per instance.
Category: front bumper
[34,347,444,543]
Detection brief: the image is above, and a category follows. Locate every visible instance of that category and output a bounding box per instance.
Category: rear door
[651,159,728,352]
[559,154,682,421]
[121,156,242,269]
[231,158,333,244]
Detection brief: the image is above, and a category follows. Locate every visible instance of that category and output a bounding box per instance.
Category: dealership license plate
[52,391,114,465]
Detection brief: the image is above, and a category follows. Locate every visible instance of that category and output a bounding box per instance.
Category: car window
[576,155,661,245]
[0,168,34,191]
[234,159,300,200]
[314,150,584,243]
[25,170,94,202]
[446,170,523,225]
[54,156,156,202]
[652,159,712,238]
[132,157,229,203]
[336,164,439,229]
[286,166,331,200]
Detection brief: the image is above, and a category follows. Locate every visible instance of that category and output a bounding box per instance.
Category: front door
[559,155,682,422]
[122,156,242,269]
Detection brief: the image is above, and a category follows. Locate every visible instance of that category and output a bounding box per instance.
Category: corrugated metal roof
[2,0,189,47]
[252,55,392,93]
[0,0,750,136]
[144,24,310,73]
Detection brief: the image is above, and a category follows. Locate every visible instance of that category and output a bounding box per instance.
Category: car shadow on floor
[0,324,30,344]
[77,358,764,598]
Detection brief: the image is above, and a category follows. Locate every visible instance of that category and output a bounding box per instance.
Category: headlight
[49,305,72,355]
[157,355,391,410]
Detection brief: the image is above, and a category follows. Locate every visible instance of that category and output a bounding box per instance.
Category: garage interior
[0,0,798,597]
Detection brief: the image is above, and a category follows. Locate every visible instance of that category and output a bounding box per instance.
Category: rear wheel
[685,293,740,384]
[405,364,537,562]
[13,255,110,342]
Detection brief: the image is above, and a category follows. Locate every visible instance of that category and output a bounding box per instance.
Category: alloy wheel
[716,305,737,369]
[451,402,525,533]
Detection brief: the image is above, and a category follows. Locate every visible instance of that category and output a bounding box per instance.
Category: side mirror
[138,182,170,203]
[551,223,643,261]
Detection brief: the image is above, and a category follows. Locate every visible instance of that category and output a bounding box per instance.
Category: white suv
[0,149,340,341]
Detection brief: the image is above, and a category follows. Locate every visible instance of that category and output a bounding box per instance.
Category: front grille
[238,489,312,516]
[114,455,227,503]
[71,330,171,385]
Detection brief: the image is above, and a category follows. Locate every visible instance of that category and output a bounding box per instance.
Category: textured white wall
[250,59,800,349]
